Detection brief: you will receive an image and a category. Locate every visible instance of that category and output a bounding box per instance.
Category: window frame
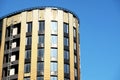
[39,21,45,33]
[64,23,69,33]
[51,21,58,34]
[26,22,32,33]
[24,63,30,73]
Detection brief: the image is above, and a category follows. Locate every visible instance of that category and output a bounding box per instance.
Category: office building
[0,7,80,80]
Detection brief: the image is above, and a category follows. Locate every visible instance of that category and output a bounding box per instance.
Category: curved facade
[0,7,80,80]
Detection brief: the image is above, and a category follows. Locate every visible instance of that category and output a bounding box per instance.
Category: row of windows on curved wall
[26,21,70,35]
[24,76,43,80]
[5,21,76,48]
[25,35,70,49]
[24,77,71,80]
[5,21,77,38]
[25,48,69,61]
[25,43,58,61]
[24,76,62,80]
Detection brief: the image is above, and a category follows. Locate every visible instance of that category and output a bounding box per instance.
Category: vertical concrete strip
[18,12,26,80]
[0,18,6,80]
[69,13,75,80]
[58,10,64,80]
[30,10,38,80]
[44,8,51,80]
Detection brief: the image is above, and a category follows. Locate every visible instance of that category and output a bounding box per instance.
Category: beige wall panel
[7,17,13,27]
[73,17,76,28]
[13,14,21,24]
[52,9,58,20]
[0,18,7,80]
[63,12,69,23]
[30,10,38,80]
[69,13,75,80]
[75,18,78,28]
[58,10,64,80]
[44,8,51,80]
[27,11,33,22]
[39,10,45,20]
[18,12,27,80]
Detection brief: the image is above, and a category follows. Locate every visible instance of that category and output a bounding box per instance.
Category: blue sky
[0,0,120,80]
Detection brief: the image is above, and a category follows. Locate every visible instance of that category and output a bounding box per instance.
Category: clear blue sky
[0,0,120,80]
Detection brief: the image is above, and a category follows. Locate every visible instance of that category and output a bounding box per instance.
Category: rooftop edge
[0,6,80,24]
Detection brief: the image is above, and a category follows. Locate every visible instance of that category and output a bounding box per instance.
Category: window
[12,42,17,48]
[24,63,30,73]
[64,78,70,80]
[75,68,77,77]
[51,21,58,34]
[38,49,44,58]
[39,21,45,33]
[73,28,76,37]
[51,36,57,47]
[25,50,31,59]
[64,64,69,73]
[26,22,32,32]
[64,37,69,46]
[10,55,16,62]
[37,62,44,72]
[64,50,69,60]
[64,23,69,33]
[38,35,44,46]
[12,27,18,36]
[74,55,77,63]
[24,78,30,80]
[74,43,76,50]
[10,68,15,75]
[51,77,57,80]
[37,76,44,80]
[51,49,58,60]
[6,27,10,37]
[51,62,57,72]
[26,37,31,45]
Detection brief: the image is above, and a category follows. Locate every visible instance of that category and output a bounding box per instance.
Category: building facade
[0,7,80,80]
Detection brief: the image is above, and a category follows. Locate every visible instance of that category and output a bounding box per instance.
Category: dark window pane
[25,50,31,59]
[24,63,30,73]
[75,68,77,77]
[64,23,68,33]
[37,62,44,72]
[64,50,69,60]
[38,49,44,58]
[39,21,45,33]
[24,78,30,80]
[26,37,31,45]
[64,78,70,80]
[74,43,76,50]
[37,76,44,80]
[74,55,77,63]
[38,35,44,46]
[64,37,68,46]
[64,64,69,73]
[27,22,32,32]
[73,28,76,37]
